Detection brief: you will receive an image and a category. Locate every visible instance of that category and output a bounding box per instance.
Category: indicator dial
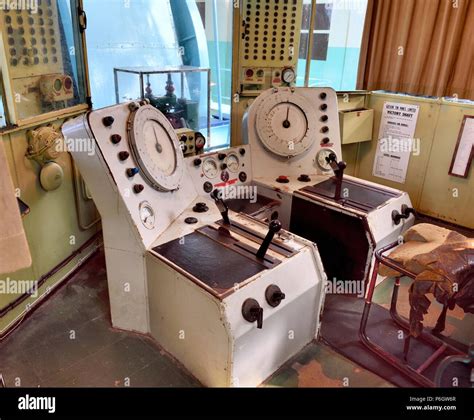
[316,148,337,172]
[128,105,183,192]
[203,158,219,179]
[226,154,240,173]
[282,68,296,84]
[255,92,316,158]
[139,201,155,229]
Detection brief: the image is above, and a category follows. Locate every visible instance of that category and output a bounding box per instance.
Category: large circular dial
[255,91,316,158]
[128,105,183,191]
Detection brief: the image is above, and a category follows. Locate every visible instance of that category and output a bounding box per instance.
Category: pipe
[304,0,317,87]
[211,0,223,120]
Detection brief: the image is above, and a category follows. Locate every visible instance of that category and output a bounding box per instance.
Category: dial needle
[153,126,162,153]
[283,106,291,129]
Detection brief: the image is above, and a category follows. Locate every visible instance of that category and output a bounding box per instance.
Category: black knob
[265,285,286,307]
[256,220,282,259]
[211,189,230,225]
[194,158,202,167]
[320,104,328,111]
[321,137,330,145]
[180,135,188,142]
[103,116,115,127]
[118,151,130,161]
[203,182,213,193]
[239,172,248,183]
[320,92,327,100]
[111,134,122,144]
[239,148,246,156]
[298,174,311,182]
[218,153,227,161]
[126,167,139,177]
[193,202,209,213]
[242,298,263,329]
[182,145,188,153]
[133,184,144,194]
[185,217,198,225]
[221,163,227,170]
[321,126,329,133]
[321,115,328,122]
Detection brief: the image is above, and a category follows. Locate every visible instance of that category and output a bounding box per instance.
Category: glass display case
[114,66,211,141]
[0,0,88,126]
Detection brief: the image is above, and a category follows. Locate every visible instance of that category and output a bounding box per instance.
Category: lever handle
[402,204,417,218]
[211,189,230,225]
[256,220,282,259]
[242,298,264,329]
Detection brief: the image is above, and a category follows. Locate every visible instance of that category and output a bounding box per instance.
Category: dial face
[316,148,337,171]
[128,105,183,192]
[255,92,316,157]
[195,133,206,149]
[226,154,240,172]
[203,158,219,179]
[139,201,155,230]
[282,68,296,84]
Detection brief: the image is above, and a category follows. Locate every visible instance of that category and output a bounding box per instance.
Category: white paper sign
[449,117,474,178]
[372,102,420,184]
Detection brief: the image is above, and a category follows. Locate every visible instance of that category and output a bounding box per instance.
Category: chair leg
[432,304,448,335]
[403,335,412,361]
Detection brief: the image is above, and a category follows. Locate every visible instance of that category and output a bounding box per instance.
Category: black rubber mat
[320,295,471,388]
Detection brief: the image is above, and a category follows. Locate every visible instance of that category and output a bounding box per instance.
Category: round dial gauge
[203,158,219,179]
[255,91,316,158]
[226,154,240,173]
[316,148,337,172]
[139,201,155,230]
[128,105,183,191]
[195,132,206,150]
[282,68,296,84]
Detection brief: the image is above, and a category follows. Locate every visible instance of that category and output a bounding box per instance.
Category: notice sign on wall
[372,102,420,184]
[449,115,474,178]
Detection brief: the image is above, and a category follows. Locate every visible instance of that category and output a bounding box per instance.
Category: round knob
[269,219,282,234]
[298,174,311,182]
[133,184,144,194]
[239,172,248,183]
[320,92,327,100]
[111,134,122,144]
[321,126,329,133]
[242,298,264,329]
[221,163,227,170]
[321,137,330,145]
[265,285,286,307]
[103,116,115,127]
[320,104,328,111]
[118,151,130,161]
[321,115,329,122]
[193,202,209,213]
[239,148,246,156]
[276,175,290,184]
[218,153,227,161]
[193,158,202,167]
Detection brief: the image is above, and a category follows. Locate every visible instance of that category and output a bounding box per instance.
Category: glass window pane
[0,0,87,122]
[316,3,332,30]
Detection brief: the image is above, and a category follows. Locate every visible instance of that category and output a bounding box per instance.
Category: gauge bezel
[316,148,337,172]
[203,157,219,179]
[225,153,240,173]
[128,105,184,192]
[139,201,156,230]
[255,91,317,158]
[282,68,296,84]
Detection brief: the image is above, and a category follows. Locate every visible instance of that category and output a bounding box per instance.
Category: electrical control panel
[186,145,253,196]
[176,128,206,157]
[0,1,86,124]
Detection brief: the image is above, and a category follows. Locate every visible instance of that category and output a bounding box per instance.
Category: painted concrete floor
[0,250,393,388]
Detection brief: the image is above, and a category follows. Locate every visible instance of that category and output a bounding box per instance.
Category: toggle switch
[265,285,286,307]
[242,298,263,329]
[126,168,139,178]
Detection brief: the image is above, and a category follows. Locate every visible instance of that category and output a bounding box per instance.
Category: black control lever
[256,220,282,260]
[242,298,264,329]
[211,189,230,225]
[326,152,347,201]
[392,204,417,225]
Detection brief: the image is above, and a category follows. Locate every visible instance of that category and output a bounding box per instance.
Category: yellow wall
[341,92,474,229]
[0,121,101,335]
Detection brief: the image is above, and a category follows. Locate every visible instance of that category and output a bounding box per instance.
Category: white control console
[63,101,327,387]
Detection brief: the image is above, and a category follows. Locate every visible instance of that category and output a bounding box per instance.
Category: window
[297,0,368,91]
